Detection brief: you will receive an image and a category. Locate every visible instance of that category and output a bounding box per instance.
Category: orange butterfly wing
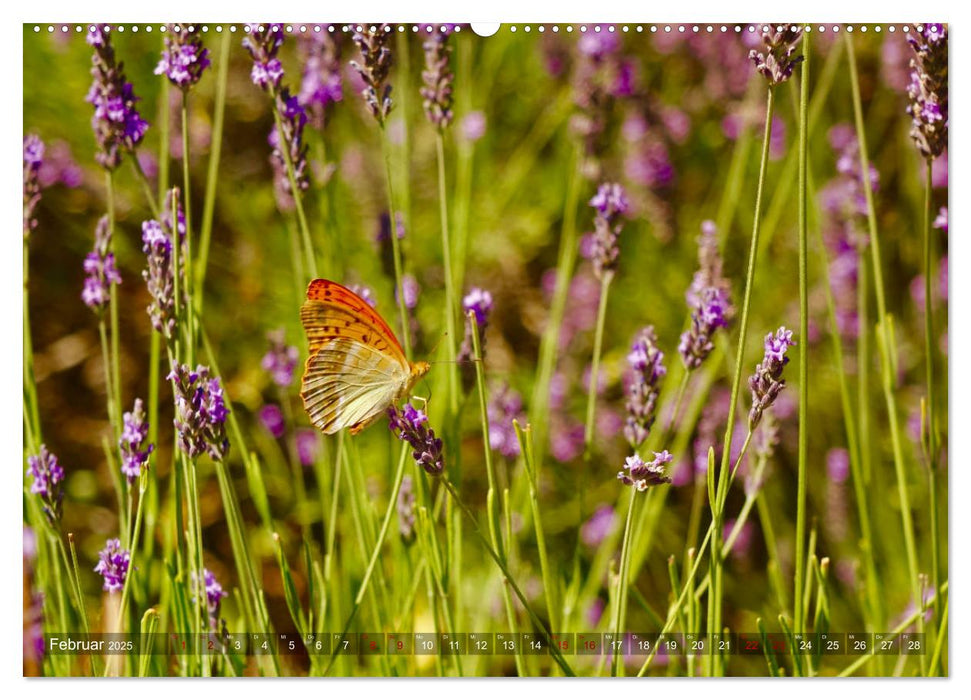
[299,279,413,435]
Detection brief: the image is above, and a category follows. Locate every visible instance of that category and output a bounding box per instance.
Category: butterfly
[299,278,430,435]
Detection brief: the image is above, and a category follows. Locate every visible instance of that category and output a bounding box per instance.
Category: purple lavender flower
[421,27,454,130]
[26,444,65,523]
[387,403,444,476]
[571,29,623,179]
[299,31,343,129]
[827,447,850,484]
[581,504,617,547]
[679,287,730,370]
[459,111,486,142]
[906,23,948,159]
[397,474,416,541]
[262,329,299,388]
[94,538,130,593]
[583,182,628,280]
[687,221,733,317]
[295,429,320,467]
[488,383,525,459]
[268,89,310,211]
[86,25,149,170]
[119,398,153,483]
[38,139,83,189]
[748,327,796,429]
[458,287,494,390]
[617,451,673,491]
[351,25,394,126]
[141,190,186,340]
[749,24,804,86]
[82,216,122,313]
[258,404,286,439]
[168,363,230,461]
[23,134,44,236]
[191,567,228,630]
[623,327,666,448]
[243,24,285,92]
[155,24,211,90]
[550,419,584,463]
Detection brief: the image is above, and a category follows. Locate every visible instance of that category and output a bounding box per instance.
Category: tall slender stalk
[793,31,811,647]
[380,128,412,359]
[845,32,922,628]
[436,133,460,414]
[707,86,775,677]
[611,487,637,676]
[195,28,231,309]
[583,272,613,460]
[530,145,581,463]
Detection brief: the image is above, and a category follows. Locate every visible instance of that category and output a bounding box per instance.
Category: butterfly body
[299,279,429,435]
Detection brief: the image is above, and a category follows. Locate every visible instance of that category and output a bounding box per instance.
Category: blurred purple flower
[191,567,228,630]
[82,216,121,313]
[398,274,420,310]
[258,404,286,439]
[827,447,850,484]
[906,23,948,159]
[421,28,454,130]
[38,140,83,189]
[723,517,754,561]
[156,24,210,89]
[550,419,584,463]
[349,283,377,308]
[458,287,494,390]
[269,89,310,210]
[459,111,486,142]
[583,182,628,280]
[120,398,153,483]
[243,24,285,91]
[23,134,44,235]
[299,31,343,129]
[581,505,617,547]
[748,327,796,429]
[86,24,149,170]
[94,538,130,593]
[618,451,673,491]
[488,383,525,459]
[623,326,666,448]
[262,329,299,388]
[388,403,444,476]
[934,206,948,234]
[168,362,230,461]
[295,429,320,467]
[351,25,394,125]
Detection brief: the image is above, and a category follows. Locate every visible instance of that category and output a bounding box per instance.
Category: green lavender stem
[922,162,943,662]
[194,28,230,307]
[845,33,922,634]
[180,94,196,363]
[530,144,580,465]
[380,126,412,359]
[708,86,775,677]
[436,133,460,414]
[583,272,613,461]
[269,89,318,281]
[611,487,637,677]
[793,31,811,646]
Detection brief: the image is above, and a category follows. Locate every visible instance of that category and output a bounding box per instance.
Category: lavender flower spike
[26,444,65,523]
[421,26,454,130]
[907,23,948,159]
[94,538,130,593]
[624,327,667,448]
[457,287,494,391]
[618,451,673,491]
[120,398,154,483]
[584,182,629,280]
[748,326,796,429]
[749,24,804,86]
[23,134,44,237]
[351,25,394,126]
[243,24,285,92]
[156,24,210,90]
[141,192,186,340]
[191,568,228,630]
[299,31,343,129]
[269,89,310,209]
[168,363,230,461]
[82,216,122,313]
[679,221,733,369]
[86,24,149,170]
[388,403,445,476]
[488,383,525,459]
[397,474,416,541]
